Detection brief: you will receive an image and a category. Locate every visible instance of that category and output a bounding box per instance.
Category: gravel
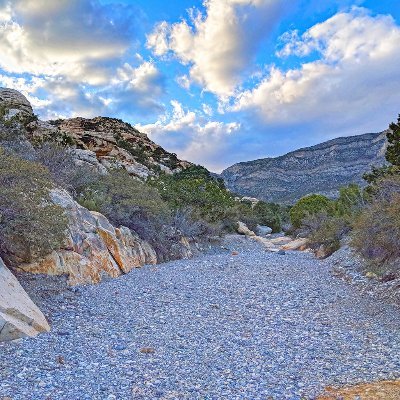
[1,235,399,399]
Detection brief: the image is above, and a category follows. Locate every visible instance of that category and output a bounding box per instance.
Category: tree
[289,194,334,229]
[387,114,400,167]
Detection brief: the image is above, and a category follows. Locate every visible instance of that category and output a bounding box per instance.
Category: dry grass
[317,380,400,400]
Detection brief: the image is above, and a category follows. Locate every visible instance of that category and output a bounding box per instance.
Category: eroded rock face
[0,258,50,341]
[222,131,388,204]
[19,190,157,285]
[0,88,34,122]
[29,116,192,180]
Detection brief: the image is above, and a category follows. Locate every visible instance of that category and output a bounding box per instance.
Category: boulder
[282,238,309,251]
[237,221,256,237]
[19,190,157,285]
[0,88,34,121]
[0,258,50,341]
[256,225,273,236]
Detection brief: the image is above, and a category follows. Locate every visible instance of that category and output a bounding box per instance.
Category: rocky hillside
[222,132,388,204]
[1,88,191,180]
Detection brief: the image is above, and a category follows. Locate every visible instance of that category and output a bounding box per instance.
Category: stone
[19,189,157,285]
[0,88,34,121]
[281,238,309,251]
[256,225,273,236]
[0,257,50,342]
[237,221,256,237]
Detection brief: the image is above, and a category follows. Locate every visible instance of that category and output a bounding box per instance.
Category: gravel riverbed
[1,236,399,399]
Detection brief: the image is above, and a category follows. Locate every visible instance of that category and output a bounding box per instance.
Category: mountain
[221,132,388,204]
[0,88,192,180]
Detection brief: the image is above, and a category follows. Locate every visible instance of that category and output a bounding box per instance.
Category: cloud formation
[231,8,400,133]
[137,101,240,170]
[147,0,284,96]
[0,0,165,118]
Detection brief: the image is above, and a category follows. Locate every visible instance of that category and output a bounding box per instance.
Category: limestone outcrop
[18,190,158,285]
[0,258,50,341]
[28,116,192,179]
[0,88,34,121]
[222,131,388,204]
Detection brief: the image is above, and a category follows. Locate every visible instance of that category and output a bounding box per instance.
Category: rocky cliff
[222,132,388,204]
[1,88,192,180]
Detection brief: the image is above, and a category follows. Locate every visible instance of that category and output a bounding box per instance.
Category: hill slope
[221,132,388,204]
[0,88,192,180]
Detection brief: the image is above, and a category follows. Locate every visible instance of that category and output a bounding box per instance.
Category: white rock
[0,258,50,342]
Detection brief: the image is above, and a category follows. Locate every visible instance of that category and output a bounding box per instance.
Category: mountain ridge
[221,131,388,204]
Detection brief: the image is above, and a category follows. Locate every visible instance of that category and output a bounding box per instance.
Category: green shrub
[335,184,366,217]
[0,149,67,263]
[302,212,351,257]
[352,175,400,267]
[290,194,334,229]
[78,169,175,257]
[150,167,236,226]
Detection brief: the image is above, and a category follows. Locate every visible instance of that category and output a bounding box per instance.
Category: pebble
[0,235,399,399]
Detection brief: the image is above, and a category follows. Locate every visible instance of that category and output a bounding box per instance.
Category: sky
[0,0,399,172]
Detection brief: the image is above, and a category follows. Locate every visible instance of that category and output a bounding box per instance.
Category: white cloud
[231,8,400,133]
[147,0,284,96]
[0,0,167,120]
[202,103,213,116]
[137,100,240,171]
[0,0,135,84]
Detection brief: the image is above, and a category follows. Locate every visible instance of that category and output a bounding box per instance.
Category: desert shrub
[34,143,100,195]
[0,148,67,263]
[301,212,351,256]
[352,175,400,266]
[77,169,175,256]
[150,166,236,226]
[387,114,400,167]
[335,184,366,216]
[253,201,284,232]
[290,194,334,229]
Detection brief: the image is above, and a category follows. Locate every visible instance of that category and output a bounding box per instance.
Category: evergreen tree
[387,114,400,167]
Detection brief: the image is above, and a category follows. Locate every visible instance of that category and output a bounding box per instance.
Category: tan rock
[0,88,33,120]
[19,190,157,285]
[237,221,256,236]
[269,236,293,245]
[282,238,309,251]
[0,258,50,342]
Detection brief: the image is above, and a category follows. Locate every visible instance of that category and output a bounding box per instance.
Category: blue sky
[1,0,400,171]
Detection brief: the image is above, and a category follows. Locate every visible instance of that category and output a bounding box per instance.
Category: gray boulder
[256,225,273,236]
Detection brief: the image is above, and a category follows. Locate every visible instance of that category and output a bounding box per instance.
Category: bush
[0,148,67,263]
[150,166,236,226]
[290,194,334,229]
[77,169,176,257]
[34,143,100,195]
[301,212,351,256]
[352,175,400,266]
[335,184,366,217]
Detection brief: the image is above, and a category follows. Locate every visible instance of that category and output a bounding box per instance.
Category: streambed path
[1,236,399,399]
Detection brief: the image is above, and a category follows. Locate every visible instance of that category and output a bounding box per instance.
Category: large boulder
[0,88,34,121]
[18,190,158,285]
[0,258,50,341]
[256,225,273,236]
[237,221,256,237]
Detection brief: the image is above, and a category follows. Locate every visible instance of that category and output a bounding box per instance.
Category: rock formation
[0,258,50,341]
[28,115,192,179]
[0,88,33,121]
[222,132,388,204]
[18,190,159,285]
